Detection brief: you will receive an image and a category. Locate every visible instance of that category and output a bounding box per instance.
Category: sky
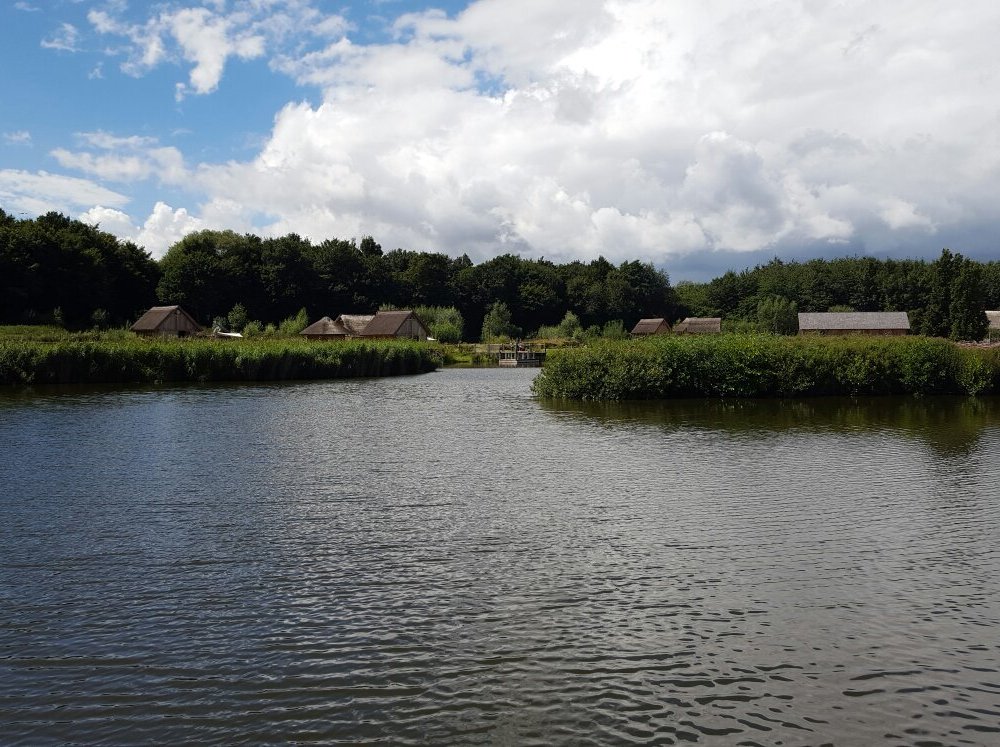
[2,0,999,281]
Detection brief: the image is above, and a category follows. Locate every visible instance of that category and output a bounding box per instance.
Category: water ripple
[2,374,1000,744]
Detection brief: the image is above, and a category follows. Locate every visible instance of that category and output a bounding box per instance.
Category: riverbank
[533,334,1000,400]
[0,334,439,385]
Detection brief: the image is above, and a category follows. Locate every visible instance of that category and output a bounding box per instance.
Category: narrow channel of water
[2,369,999,744]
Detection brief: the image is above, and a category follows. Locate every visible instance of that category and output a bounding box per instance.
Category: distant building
[797,311,910,336]
[306,310,430,341]
[300,316,348,340]
[358,310,429,340]
[336,314,376,336]
[131,305,201,338]
[631,318,671,336]
[673,317,722,334]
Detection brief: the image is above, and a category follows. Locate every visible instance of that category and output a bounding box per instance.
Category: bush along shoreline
[532,334,1000,401]
[0,337,439,386]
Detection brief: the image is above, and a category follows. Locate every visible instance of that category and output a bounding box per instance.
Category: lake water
[2,369,1000,745]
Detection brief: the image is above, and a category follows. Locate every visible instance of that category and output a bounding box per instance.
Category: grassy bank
[0,333,439,385]
[533,334,1000,400]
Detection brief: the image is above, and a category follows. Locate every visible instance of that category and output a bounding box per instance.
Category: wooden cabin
[797,311,910,336]
[322,310,430,340]
[359,310,429,340]
[631,318,671,336]
[673,317,722,334]
[131,305,201,338]
[300,316,348,340]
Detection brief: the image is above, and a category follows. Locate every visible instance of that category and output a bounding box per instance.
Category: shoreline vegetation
[533,334,1000,400]
[7,326,1000,400]
[0,329,438,386]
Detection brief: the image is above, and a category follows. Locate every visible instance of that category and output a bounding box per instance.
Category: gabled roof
[130,305,201,332]
[674,317,722,332]
[361,310,426,336]
[336,314,375,335]
[631,318,669,334]
[797,311,910,331]
[300,316,348,336]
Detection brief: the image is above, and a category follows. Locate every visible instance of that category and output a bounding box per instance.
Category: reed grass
[533,334,1000,400]
[0,332,439,385]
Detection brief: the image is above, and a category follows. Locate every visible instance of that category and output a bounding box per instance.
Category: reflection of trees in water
[539,395,1000,458]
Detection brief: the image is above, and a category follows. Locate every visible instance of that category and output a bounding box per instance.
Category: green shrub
[414,306,465,342]
[242,320,264,338]
[533,334,1000,400]
[0,334,438,385]
[278,308,310,336]
[430,320,462,344]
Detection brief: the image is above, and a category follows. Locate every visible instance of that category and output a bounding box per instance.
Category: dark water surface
[2,369,1000,745]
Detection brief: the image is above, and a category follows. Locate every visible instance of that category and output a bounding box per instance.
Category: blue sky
[2,1,1000,281]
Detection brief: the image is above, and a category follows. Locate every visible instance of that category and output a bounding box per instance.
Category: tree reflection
[539,396,1000,458]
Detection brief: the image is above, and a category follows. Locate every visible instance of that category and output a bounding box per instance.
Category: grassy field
[0,327,440,385]
[533,333,1000,400]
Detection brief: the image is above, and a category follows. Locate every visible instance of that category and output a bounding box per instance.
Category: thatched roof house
[300,316,348,340]
[359,310,429,340]
[131,305,201,337]
[308,310,430,341]
[631,318,671,336]
[798,311,909,336]
[336,314,376,336]
[674,317,722,334]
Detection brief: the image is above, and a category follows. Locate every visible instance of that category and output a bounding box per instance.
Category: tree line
[0,210,678,340]
[675,251,997,340]
[1,208,998,341]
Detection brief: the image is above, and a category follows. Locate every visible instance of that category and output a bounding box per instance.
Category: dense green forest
[676,251,996,340]
[2,208,998,341]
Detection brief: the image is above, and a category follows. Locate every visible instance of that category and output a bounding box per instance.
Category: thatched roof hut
[336,314,375,336]
[359,310,429,340]
[673,317,722,334]
[300,316,348,340]
[630,318,671,336]
[131,305,201,337]
[798,311,909,336]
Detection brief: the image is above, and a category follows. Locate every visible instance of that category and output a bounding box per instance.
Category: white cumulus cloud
[87,1,348,96]
[80,202,205,258]
[0,169,129,216]
[51,132,187,184]
[29,0,1000,268]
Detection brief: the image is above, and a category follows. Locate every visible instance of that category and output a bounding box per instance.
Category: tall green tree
[756,295,799,335]
[481,300,521,340]
[948,260,988,341]
[0,211,158,326]
[920,249,957,337]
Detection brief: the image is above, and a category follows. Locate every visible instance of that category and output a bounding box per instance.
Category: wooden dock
[496,343,546,368]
